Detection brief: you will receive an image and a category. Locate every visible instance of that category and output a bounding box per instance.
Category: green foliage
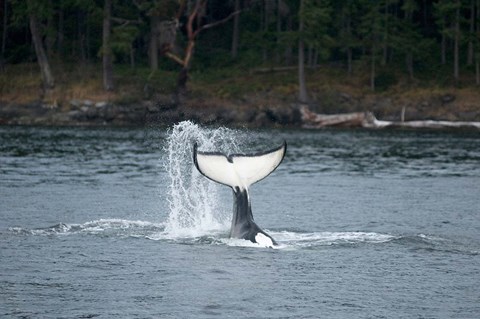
[375,70,397,91]
[111,25,139,56]
[3,0,480,94]
[433,0,461,39]
[301,0,333,59]
[334,1,362,53]
[357,0,384,49]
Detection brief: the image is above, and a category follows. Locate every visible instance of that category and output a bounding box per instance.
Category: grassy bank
[1,62,480,123]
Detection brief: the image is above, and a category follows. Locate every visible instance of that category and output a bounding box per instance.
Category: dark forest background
[1,0,480,123]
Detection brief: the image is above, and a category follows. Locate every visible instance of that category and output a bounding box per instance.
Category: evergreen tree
[102,0,114,91]
[358,0,384,91]
[395,0,432,79]
[298,0,308,102]
[434,0,464,81]
[334,0,360,75]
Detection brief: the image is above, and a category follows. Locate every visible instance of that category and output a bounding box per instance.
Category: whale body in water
[193,142,286,247]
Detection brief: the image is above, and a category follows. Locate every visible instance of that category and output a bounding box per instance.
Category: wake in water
[9,219,164,238]
[9,220,479,254]
[7,219,397,249]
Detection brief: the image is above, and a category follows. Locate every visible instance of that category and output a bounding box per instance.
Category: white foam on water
[9,220,398,250]
[162,121,243,239]
[8,218,165,237]
[268,231,397,249]
[215,231,396,250]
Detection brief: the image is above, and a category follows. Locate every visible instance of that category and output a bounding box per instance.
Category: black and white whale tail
[193,141,287,247]
[193,142,286,190]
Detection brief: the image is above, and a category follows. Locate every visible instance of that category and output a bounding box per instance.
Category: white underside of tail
[194,142,286,190]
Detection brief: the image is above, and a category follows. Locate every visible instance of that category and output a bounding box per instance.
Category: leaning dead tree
[160,0,241,97]
[27,0,55,92]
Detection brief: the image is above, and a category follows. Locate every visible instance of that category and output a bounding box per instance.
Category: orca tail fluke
[193,141,286,247]
[193,141,286,190]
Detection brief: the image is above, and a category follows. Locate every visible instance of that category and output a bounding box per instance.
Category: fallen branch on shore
[300,106,366,127]
[300,106,480,130]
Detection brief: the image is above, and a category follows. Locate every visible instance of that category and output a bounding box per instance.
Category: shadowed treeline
[1,1,480,127]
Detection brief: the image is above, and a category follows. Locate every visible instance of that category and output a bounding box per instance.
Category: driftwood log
[300,106,480,130]
[300,106,367,127]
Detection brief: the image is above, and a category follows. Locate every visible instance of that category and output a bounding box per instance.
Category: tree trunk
[102,0,114,91]
[57,9,64,57]
[275,0,282,64]
[468,0,474,65]
[262,0,270,63]
[298,0,308,103]
[130,42,135,69]
[174,1,202,96]
[86,13,91,62]
[78,10,87,64]
[406,52,414,80]
[1,0,7,70]
[231,0,240,59]
[165,0,238,96]
[347,47,352,75]
[371,44,376,91]
[476,60,479,85]
[46,0,54,58]
[149,16,159,70]
[177,67,189,97]
[307,45,313,67]
[284,14,293,65]
[454,1,460,82]
[29,12,55,90]
[346,13,352,75]
[382,0,389,66]
[405,9,414,79]
[441,34,446,65]
[176,30,196,96]
[477,0,480,85]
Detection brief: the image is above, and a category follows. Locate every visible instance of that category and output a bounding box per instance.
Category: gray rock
[86,107,98,119]
[95,101,107,108]
[83,99,94,106]
[441,94,455,104]
[70,99,82,108]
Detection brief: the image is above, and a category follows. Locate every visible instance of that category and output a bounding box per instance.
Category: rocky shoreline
[1,90,479,128]
[0,97,302,127]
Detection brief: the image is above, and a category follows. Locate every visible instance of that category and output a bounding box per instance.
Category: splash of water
[162,121,243,238]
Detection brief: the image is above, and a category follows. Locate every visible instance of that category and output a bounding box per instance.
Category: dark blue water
[1,124,479,318]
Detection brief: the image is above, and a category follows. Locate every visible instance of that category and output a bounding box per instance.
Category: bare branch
[111,17,142,26]
[132,0,143,10]
[194,9,242,37]
[164,51,185,66]
[175,0,187,21]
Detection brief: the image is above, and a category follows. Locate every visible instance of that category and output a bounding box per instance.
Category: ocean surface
[1,122,479,318]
